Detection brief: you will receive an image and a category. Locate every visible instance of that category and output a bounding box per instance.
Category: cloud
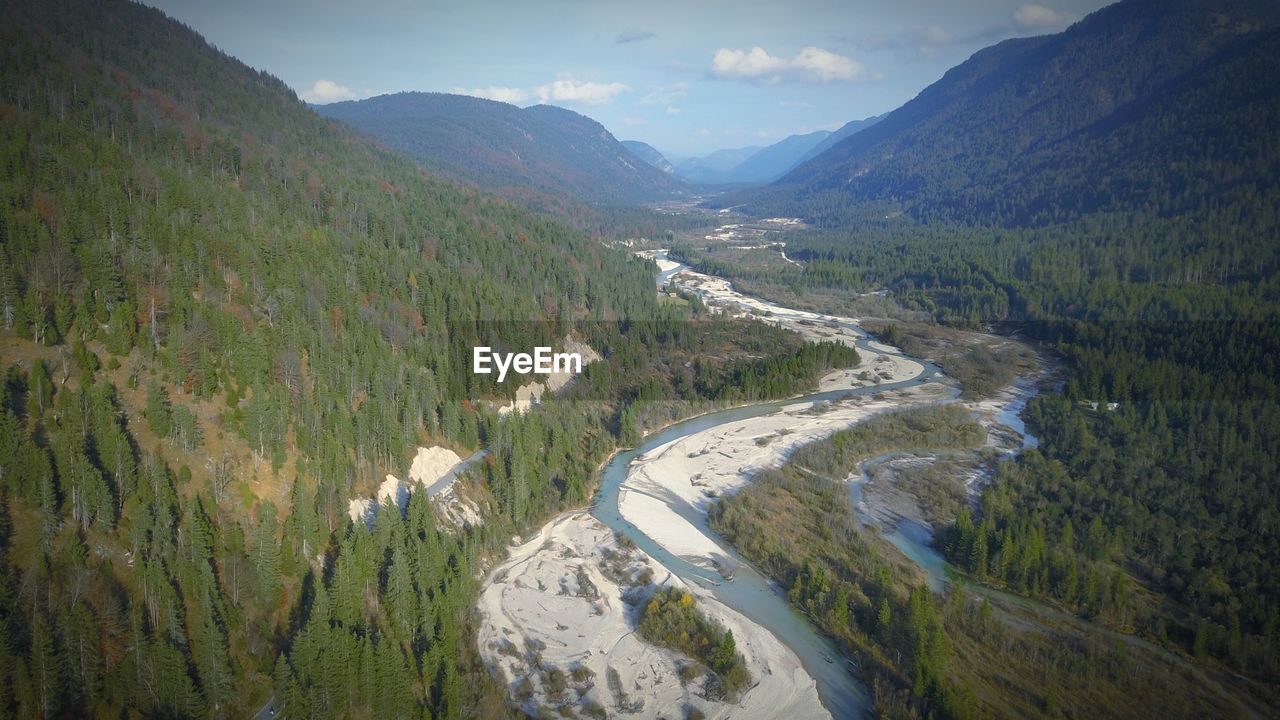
[1012,4,1073,30]
[300,79,358,104]
[665,106,680,115]
[535,77,630,105]
[847,4,1075,61]
[450,86,530,104]
[616,29,655,44]
[449,76,630,107]
[709,46,875,84]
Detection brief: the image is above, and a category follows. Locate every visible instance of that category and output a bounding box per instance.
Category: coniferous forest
[3,0,1280,718]
[678,0,1280,702]
[0,0,857,716]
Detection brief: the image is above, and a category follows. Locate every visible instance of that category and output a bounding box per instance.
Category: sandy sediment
[619,381,948,574]
[497,337,602,416]
[476,510,829,719]
[478,254,947,717]
[346,445,467,526]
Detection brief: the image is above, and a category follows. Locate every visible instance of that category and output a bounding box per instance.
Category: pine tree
[712,630,737,674]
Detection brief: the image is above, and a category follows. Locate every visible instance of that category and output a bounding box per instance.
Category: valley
[2,0,1277,718]
[474,243,1051,717]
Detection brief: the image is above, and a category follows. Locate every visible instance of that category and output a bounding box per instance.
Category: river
[585,253,956,717]
[485,252,1037,719]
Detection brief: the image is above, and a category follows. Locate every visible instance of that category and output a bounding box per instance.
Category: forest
[672,181,1280,681]
[0,0,864,717]
[711,407,1275,718]
[717,0,1280,231]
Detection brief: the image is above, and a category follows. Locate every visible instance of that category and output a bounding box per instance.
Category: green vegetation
[749,218,1280,679]
[867,322,1036,400]
[722,0,1280,231]
[711,407,988,718]
[316,93,682,206]
[712,406,1274,718]
[0,0,863,718]
[637,587,751,699]
[785,406,986,480]
[696,11,1280,678]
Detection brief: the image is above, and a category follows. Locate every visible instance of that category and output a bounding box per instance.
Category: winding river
[586,254,954,718]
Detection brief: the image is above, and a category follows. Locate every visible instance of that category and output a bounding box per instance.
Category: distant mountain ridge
[673,119,881,186]
[673,146,763,184]
[621,140,676,174]
[722,130,833,184]
[317,92,687,206]
[793,115,883,166]
[722,0,1280,228]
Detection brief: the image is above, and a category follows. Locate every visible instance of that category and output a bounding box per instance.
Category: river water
[583,253,1048,717]
[589,255,953,717]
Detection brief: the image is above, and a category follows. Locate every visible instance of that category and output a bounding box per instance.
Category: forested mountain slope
[728,0,1280,229]
[792,114,882,166]
[621,140,676,174]
[677,0,1280,694]
[317,92,687,207]
[0,1,872,717]
[0,0,658,715]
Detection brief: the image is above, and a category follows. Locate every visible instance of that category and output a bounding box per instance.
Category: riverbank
[477,252,950,718]
[476,510,829,719]
[619,380,950,575]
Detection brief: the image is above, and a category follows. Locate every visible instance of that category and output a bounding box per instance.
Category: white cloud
[534,77,630,105]
[450,86,530,104]
[710,46,874,85]
[450,76,630,107]
[300,79,357,104]
[619,116,648,126]
[1013,4,1074,31]
[665,106,680,115]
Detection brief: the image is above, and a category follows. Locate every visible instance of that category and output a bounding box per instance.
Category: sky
[143,0,1112,158]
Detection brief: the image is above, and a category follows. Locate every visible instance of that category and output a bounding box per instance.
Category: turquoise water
[592,258,949,717]
[602,255,1044,717]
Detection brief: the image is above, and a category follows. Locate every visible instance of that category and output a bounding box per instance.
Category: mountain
[317,92,686,206]
[621,140,676,174]
[720,130,833,184]
[0,0,660,716]
[674,146,762,183]
[793,114,882,165]
[674,128,869,186]
[732,0,1280,228]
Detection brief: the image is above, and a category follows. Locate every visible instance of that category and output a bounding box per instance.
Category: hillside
[317,93,687,206]
[621,140,676,174]
[718,130,833,184]
[675,131,841,186]
[792,114,882,165]
[674,0,1280,691]
[0,0,660,716]
[730,0,1280,230]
